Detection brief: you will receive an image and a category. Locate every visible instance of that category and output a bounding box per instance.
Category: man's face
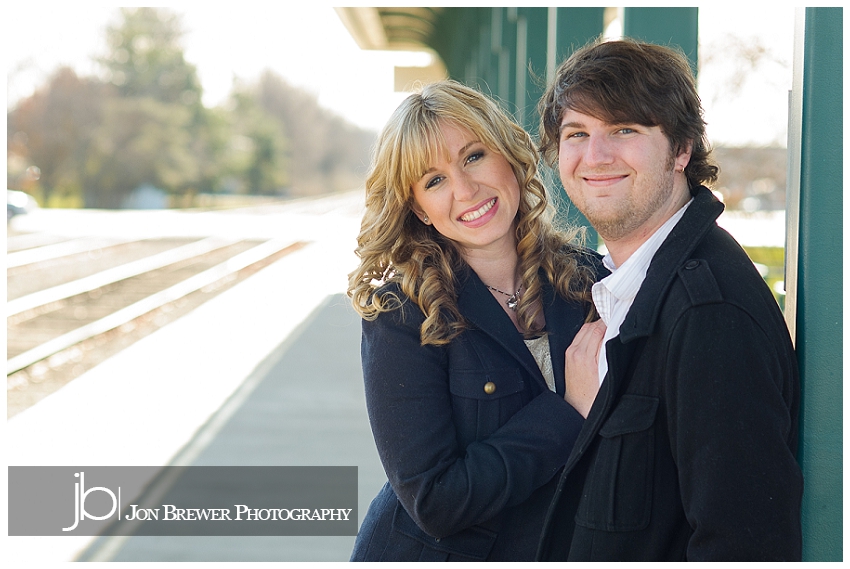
[557,109,691,245]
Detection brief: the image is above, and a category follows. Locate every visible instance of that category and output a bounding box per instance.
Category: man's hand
[564,320,606,418]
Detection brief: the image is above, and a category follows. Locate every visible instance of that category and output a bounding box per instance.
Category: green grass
[743,246,786,309]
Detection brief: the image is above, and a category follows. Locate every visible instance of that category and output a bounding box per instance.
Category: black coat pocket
[575,394,659,531]
[449,368,527,442]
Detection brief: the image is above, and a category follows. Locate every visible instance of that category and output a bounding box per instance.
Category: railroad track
[7,234,308,417]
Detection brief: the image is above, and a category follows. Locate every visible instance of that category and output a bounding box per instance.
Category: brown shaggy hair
[539,38,718,190]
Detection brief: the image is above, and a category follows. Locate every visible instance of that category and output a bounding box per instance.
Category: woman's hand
[564,320,606,418]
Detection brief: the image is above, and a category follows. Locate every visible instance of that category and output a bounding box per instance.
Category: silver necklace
[485,283,523,311]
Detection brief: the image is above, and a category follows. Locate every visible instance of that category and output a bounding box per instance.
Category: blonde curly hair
[348,80,593,345]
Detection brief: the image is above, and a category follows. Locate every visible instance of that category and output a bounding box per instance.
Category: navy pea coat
[537,186,803,561]
[350,262,595,561]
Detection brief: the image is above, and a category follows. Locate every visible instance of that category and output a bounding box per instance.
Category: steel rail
[6,236,139,269]
[7,238,302,375]
[7,236,237,317]
[6,232,67,252]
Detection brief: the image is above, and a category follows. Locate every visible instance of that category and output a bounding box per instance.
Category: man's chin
[583,213,641,243]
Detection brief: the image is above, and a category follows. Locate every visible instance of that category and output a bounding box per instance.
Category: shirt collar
[597,198,693,303]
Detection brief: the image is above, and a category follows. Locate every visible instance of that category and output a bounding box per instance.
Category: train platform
[6,193,787,563]
[6,196,386,562]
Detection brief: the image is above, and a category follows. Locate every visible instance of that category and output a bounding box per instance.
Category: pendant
[485,283,522,311]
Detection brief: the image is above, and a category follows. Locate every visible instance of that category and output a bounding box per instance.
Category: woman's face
[410,122,521,259]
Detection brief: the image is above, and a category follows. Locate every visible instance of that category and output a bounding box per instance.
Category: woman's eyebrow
[456,140,480,156]
[417,139,483,180]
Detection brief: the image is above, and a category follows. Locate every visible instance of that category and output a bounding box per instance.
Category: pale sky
[6,4,797,146]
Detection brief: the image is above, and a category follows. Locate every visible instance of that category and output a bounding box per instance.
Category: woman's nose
[451,172,477,201]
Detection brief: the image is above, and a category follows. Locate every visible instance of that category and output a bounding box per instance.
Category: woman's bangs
[398,118,446,192]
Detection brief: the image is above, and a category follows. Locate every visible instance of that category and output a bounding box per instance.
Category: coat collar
[617,185,724,343]
[455,265,586,396]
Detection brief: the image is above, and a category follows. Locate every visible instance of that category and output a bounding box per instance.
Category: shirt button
[684,260,700,270]
[484,381,496,394]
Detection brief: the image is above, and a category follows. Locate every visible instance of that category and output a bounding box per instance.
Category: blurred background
[7,5,792,209]
[8,4,834,564]
[7,5,794,299]
[6,5,414,207]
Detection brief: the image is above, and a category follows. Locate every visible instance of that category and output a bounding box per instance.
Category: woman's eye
[424,175,443,189]
[465,151,484,165]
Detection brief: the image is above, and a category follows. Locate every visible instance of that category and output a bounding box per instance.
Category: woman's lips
[458,197,497,222]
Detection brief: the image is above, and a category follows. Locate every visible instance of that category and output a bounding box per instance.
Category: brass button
[483,381,496,394]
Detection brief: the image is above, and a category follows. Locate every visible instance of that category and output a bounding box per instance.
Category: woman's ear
[410,202,430,225]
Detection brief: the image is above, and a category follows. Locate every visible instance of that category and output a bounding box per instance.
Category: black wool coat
[350,261,595,561]
[537,186,803,561]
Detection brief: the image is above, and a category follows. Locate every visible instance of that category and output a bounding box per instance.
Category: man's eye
[618,128,635,135]
[562,132,586,141]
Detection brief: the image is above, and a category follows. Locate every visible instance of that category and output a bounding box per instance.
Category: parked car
[7,189,38,221]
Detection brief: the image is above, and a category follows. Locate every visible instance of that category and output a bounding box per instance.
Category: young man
[536,39,803,561]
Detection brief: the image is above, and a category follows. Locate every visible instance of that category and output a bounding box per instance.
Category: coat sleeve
[665,303,803,560]
[362,302,585,539]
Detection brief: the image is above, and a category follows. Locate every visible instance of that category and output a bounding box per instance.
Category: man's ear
[675,140,693,172]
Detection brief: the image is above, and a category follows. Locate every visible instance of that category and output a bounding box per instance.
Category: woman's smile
[459,197,498,224]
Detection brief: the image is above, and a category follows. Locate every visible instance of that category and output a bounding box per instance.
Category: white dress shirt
[593,200,692,384]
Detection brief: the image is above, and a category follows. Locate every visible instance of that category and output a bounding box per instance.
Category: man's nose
[584,135,615,166]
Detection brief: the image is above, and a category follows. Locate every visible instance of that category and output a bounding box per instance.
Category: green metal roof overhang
[334,7,449,90]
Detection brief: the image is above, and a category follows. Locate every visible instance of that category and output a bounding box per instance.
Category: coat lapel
[457,267,590,396]
[456,268,546,389]
[540,277,586,398]
[619,186,724,343]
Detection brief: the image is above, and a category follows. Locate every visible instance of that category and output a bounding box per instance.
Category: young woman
[347,80,603,561]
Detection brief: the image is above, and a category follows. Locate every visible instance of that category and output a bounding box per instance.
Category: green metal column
[786,7,843,562]
[548,8,605,248]
[478,12,495,92]
[500,8,518,112]
[514,8,549,134]
[623,7,699,73]
[554,7,605,64]
[487,8,501,96]
[429,8,480,85]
